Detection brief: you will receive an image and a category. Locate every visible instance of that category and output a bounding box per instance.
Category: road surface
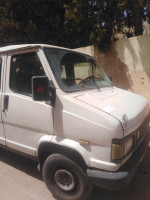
[0,146,150,200]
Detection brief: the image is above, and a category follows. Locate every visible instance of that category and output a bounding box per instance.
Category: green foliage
[117,0,146,36]
[65,0,122,51]
[0,0,69,46]
[0,0,150,51]
[65,0,150,51]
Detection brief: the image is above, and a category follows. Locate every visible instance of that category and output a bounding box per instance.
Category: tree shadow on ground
[0,147,42,180]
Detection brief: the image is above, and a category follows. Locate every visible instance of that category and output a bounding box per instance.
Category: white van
[0,44,149,200]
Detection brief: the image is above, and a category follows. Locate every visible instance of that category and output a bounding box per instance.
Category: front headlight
[112,137,134,161]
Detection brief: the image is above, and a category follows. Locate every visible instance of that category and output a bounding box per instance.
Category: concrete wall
[75,35,150,104]
[75,46,94,56]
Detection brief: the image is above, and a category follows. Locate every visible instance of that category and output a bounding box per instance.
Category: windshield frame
[43,47,112,93]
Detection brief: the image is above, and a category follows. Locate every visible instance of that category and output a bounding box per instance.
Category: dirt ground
[0,146,150,200]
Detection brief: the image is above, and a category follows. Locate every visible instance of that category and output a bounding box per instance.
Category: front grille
[134,112,150,145]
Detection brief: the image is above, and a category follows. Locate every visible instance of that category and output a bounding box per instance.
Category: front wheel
[42,154,93,200]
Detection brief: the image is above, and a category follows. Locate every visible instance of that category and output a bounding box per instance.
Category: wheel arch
[38,142,87,170]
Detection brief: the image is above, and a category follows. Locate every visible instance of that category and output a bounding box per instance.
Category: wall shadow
[136,35,150,80]
[114,35,150,103]
[118,35,150,80]
[95,46,134,91]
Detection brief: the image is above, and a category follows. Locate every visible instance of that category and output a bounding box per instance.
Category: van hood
[74,87,149,136]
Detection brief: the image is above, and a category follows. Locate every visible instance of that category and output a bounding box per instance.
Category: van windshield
[44,48,112,92]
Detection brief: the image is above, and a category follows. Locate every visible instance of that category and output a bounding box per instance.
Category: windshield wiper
[93,78,113,90]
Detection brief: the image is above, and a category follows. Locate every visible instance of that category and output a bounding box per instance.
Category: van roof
[0,44,71,53]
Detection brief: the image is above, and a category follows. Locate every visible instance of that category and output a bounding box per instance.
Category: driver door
[2,49,54,156]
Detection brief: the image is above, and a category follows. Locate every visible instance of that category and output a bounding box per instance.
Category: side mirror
[32,76,50,101]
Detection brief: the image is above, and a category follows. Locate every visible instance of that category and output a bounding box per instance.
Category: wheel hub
[54,169,75,191]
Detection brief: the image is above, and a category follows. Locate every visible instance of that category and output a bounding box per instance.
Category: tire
[42,154,93,200]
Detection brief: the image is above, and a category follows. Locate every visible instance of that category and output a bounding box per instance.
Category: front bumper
[87,129,150,191]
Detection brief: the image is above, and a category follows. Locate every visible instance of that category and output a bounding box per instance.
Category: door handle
[3,95,9,111]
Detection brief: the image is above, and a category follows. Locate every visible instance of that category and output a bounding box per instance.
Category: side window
[10,52,45,96]
[0,58,2,89]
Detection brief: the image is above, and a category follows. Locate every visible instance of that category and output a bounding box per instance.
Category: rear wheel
[42,154,93,200]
